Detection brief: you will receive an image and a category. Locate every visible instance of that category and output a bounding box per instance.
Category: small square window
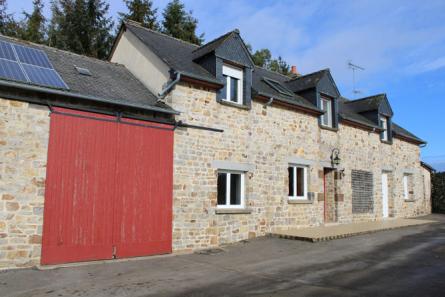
[320,98,333,127]
[222,65,243,105]
[217,171,245,208]
[288,165,308,200]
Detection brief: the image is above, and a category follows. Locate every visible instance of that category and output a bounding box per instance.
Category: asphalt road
[1,214,444,297]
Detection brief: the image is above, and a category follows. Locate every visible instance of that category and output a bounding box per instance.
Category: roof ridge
[124,19,200,48]
[346,93,386,103]
[286,68,329,82]
[192,30,237,53]
[0,34,125,68]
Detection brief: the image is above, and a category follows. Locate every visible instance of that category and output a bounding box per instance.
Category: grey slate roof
[125,22,321,112]
[0,34,175,114]
[120,22,425,144]
[124,21,221,85]
[192,30,235,60]
[285,69,329,92]
[338,97,380,129]
[252,66,321,112]
[339,96,425,144]
[392,122,425,144]
[345,94,385,113]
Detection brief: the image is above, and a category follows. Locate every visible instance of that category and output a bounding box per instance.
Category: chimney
[291,65,298,75]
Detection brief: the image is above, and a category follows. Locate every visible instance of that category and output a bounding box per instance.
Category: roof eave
[254,92,323,116]
[339,116,382,132]
[0,79,179,115]
[180,72,223,89]
[393,133,426,146]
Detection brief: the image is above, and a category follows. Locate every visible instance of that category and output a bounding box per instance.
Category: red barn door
[41,108,173,265]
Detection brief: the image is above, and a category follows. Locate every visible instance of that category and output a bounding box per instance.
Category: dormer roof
[345,93,393,116]
[192,29,255,68]
[285,69,340,98]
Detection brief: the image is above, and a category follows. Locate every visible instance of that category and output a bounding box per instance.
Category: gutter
[0,79,179,115]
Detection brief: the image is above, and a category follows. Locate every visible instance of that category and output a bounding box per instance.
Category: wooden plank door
[41,109,118,265]
[113,119,173,258]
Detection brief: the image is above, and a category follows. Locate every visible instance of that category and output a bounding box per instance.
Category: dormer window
[320,97,333,127]
[222,64,243,104]
[380,115,389,141]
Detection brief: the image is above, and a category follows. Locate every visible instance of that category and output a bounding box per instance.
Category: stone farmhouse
[0,20,432,269]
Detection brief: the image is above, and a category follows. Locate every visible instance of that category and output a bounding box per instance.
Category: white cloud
[406,56,445,74]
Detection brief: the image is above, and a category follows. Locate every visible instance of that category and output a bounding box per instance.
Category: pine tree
[269,56,290,76]
[0,0,21,37]
[119,0,158,30]
[246,44,291,76]
[47,0,113,59]
[161,0,203,45]
[21,0,46,44]
[251,49,272,68]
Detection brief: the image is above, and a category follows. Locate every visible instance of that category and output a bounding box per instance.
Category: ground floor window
[403,174,414,200]
[217,171,245,208]
[288,165,308,199]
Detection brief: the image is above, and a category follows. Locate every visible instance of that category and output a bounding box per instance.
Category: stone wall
[167,82,430,252]
[0,99,50,269]
[0,86,431,267]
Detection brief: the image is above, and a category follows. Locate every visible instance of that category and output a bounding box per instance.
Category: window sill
[404,199,415,203]
[319,124,338,132]
[219,100,250,110]
[288,199,313,204]
[215,208,252,214]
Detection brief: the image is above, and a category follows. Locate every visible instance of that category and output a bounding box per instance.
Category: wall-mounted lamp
[331,148,341,167]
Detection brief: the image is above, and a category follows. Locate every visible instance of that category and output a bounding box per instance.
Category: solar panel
[0,59,28,81]
[0,39,68,90]
[22,64,68,89]
[14,44,52,68]
[0,41,16,60]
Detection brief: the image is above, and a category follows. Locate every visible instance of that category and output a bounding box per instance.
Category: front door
[381,173,389,218]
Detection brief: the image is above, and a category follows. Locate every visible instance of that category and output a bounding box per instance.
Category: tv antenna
[348,61,364,97]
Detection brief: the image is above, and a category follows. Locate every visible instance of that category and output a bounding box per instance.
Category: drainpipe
[264,97,274,107]
[158,72,181,100]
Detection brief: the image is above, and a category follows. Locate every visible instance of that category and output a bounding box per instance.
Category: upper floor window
[222,64,243,104]
[288,165,308,200]
[380,116,388,141]
[217,171,245,208]
[320,97,333,127]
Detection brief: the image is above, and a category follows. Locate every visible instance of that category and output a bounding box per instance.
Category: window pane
[326,101,332,126]
[288,167,294,196]
[230,173,241,205]
[296,167,305,197]
[217,173,227,205]
[230,77,238,102]
[222,75,228,100]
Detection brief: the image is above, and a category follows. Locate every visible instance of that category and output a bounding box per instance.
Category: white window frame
[403,174,410,200]
[222,64,243,105]
[320,98,333,127]
[380,116,388,141]
[217,170,245,209]
[288,165,308,200]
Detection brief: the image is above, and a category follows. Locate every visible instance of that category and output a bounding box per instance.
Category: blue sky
[8,0,445,171]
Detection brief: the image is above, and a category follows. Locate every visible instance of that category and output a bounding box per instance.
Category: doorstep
[267,218,437,242]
